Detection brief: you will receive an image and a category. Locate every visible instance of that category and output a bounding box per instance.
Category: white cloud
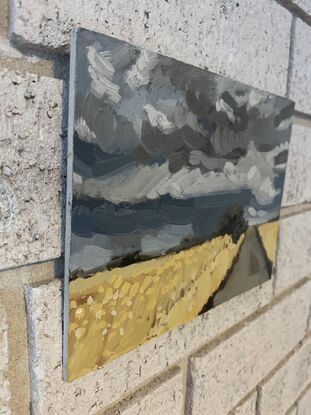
[75,143,280,206]
[87,45,121,104]
[189,150,227,170]
[245,206,278,226]
[276,118,292,131]
[75,117,96,143]
[143,104,176,133]
[156,97,204,134]
[265,142,289,161]
[216,97,236,122]
[125,49,158,89]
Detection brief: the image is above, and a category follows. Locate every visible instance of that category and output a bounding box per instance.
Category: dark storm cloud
[69,28,293,276]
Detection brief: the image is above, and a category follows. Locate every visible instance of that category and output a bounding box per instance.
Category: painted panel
[64,28,294,381]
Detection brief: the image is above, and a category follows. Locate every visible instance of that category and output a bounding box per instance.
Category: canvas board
[64,27,294,381]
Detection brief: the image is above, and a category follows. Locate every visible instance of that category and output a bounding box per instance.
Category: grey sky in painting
[69,28,293,277]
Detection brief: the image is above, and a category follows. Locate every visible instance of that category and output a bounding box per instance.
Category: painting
[64,28,294,381]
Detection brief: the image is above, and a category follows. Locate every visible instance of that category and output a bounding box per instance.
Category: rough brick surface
[0,261,56,415]
[275,210,311,293]
[0,304,10,415]
[258,337,311,415]
[9,0,291,95]
[1,1,311,414]
[283,125,311,206]
[231,392,257,414]
[0,69,63,270]
[297,386,311,415]
[24,277,273,414]
[105,371,183,415]
[289,19,311,114]
[188,281,311,415]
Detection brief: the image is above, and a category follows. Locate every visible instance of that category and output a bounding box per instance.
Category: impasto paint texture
[64,28,294,381]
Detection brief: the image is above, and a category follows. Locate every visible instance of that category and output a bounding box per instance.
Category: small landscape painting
[64,28,294,381]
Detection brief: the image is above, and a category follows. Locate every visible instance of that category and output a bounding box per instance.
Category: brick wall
[0,0,311,414]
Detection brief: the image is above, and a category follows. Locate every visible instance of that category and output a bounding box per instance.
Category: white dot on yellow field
[75,327,86,339]
[75,307,85,320]
[67,230,248,381]
[87,296,93,306]
[70,300,77,309]
[112,290,119,300]
[95,311,102,319]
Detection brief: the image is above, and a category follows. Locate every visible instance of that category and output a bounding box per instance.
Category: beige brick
[0,304,11,414]
[275,210,311,294]
[188,281,311,415]
[0,0,7,36]
[0,261,55,415]
[282,125,311,206]
[230,392,257,414]
[258,337,311,415]
[104,371,183,415]
[289,19,311,114]
[10,0,291,95]
[25,277,273,413]
[297,386,311,415]
[0,69,63,270]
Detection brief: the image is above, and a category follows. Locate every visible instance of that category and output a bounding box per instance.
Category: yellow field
[68,221,278,381]
[258,220,278,264]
